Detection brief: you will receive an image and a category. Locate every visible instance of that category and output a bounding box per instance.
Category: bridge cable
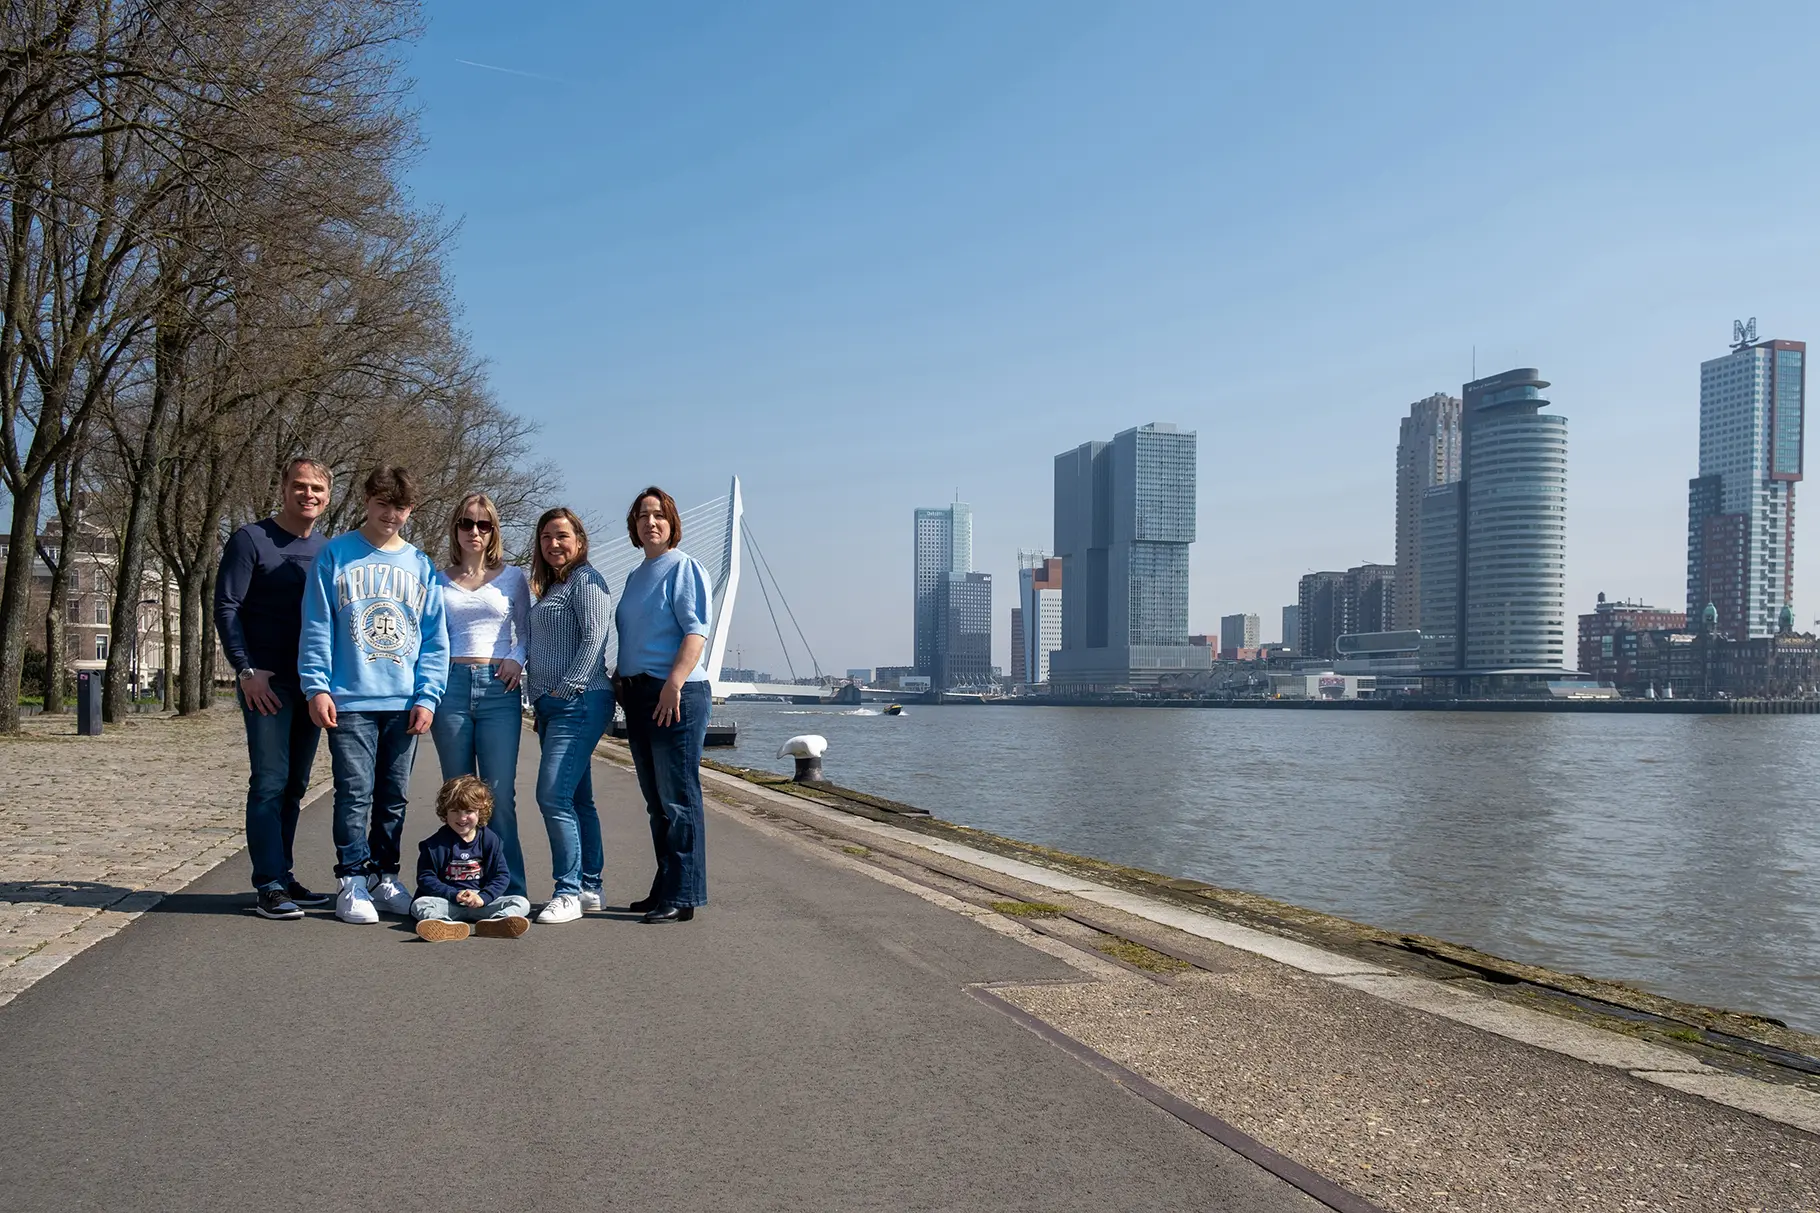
[741,529,799,682]
[742,520,823,680]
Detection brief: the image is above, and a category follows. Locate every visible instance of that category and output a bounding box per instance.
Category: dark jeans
[623,676,710,908]
[238,681,322,893]
[325,709,418,878]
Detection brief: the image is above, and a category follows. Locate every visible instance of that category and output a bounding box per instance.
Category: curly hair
[436,775,494,827]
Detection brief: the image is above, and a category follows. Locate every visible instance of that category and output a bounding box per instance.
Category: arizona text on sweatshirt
[298,531,450,712]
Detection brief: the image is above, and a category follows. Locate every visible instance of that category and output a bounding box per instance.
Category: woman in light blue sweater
[616,486,713,924]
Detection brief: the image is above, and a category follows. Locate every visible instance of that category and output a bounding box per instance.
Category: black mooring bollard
[778,735,829,784]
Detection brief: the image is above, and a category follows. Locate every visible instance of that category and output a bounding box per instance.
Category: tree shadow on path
[0,881,254,917]
[0,880,140,909]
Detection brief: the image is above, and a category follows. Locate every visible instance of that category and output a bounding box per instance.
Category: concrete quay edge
[695,756,1813,1053]
[683,754,1820,1139]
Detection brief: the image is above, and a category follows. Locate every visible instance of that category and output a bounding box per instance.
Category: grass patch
[840,845,871,857]
[1096,939,1193,974]
[990,899,1069,918]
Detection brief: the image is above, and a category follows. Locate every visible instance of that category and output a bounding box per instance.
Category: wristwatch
[238,667,258,682]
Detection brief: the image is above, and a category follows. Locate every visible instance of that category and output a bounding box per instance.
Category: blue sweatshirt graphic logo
[299,532,449,712]
[338,564,429,664]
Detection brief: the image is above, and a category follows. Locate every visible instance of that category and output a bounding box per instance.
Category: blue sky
[408,1,1820,673]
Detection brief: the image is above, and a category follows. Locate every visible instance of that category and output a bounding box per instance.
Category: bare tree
[3,1,565,727]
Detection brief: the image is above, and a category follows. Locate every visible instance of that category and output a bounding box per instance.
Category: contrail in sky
[455,58,567,84]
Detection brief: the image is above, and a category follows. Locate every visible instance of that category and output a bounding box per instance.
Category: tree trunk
[43,563,69,713]
[176,569,202,715]
[104,354,177,722]
[38,445,84,714]
[160,569,174,710]
[199,556,219,709]
[0,479,48,733]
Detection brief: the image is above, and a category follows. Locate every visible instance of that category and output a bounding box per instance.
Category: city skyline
[377,5,1820,676]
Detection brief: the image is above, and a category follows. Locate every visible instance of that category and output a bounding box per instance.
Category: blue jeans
[533,689,612,897]
[623,677,710,909]
[238,682,321,893]
[325,709,418,878]
[410,894,532,922]
[429,664,527,897]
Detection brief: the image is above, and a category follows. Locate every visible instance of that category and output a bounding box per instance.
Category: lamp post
[132,597,158,706]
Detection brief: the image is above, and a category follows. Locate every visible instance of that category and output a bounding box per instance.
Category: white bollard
[777,734,829,784]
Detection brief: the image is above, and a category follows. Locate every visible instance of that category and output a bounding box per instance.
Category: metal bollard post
[777,734,829,784]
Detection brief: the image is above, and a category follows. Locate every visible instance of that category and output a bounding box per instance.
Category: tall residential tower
[1687,328,1804,637]
[1419,368,1569,679]
[1051,423,1210,689]
[1017,551,1063,685]
[1393,393,1462,630]
[913,501,975,681]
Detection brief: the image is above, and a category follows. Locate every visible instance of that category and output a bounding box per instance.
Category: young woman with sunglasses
[428,493,533,897]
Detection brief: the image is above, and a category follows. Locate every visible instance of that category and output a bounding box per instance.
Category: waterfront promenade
[3,713,1819,1211]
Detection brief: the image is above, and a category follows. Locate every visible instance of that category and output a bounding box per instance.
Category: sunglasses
[456,518,495,534]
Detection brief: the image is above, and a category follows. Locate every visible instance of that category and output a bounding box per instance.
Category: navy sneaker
[284,881,332,907]
[254,889,304,920]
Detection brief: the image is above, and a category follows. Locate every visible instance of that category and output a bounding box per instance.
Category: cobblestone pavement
[0,707,307,1008]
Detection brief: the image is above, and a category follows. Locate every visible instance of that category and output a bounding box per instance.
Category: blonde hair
[436,775,494,826]
[446,492,504,571]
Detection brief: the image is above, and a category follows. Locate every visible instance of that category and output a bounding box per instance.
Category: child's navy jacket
[416,824,510,902]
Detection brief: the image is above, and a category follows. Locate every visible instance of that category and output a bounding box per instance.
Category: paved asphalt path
[1,731,1323,1212]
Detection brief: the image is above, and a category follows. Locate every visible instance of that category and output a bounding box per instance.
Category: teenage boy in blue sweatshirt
[412,775,532,941]
[299,465,450,925]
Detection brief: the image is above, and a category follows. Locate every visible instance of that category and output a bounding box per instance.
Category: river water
[725,702,1820,1033]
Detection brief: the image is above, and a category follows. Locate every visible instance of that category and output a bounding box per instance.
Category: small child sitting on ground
[413,775,532,941]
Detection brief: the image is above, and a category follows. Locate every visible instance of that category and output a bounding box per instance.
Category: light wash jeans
[532,688,612,898]
[325,709,417,878]
[410,894,532,922]
[429,663,527,897]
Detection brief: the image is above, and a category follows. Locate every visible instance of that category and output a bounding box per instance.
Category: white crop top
[438,564,531,663]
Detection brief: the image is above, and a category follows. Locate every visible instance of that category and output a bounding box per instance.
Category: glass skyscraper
[1051,423,1210,689]
[1394,393,1462,631]
[1419,368,1569,676]
[912,501,972,677]
[1687,335,1804,638]
[913,501,987,688]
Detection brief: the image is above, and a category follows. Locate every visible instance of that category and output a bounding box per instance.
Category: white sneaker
[536,894,582,924]
[367,872,412,916]
[578,888,605,912]
[335,875,379,925]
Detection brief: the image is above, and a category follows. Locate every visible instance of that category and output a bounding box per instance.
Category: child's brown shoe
[416,918,471,942]
[474,915,530,939]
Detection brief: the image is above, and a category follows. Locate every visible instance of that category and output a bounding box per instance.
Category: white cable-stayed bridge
[593,477,847,702]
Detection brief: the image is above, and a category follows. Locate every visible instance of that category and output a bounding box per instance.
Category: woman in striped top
[523,506,615,925]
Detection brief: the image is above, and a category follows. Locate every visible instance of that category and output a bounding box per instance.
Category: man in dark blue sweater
[213,457,333,921]
[413,776,532,941]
